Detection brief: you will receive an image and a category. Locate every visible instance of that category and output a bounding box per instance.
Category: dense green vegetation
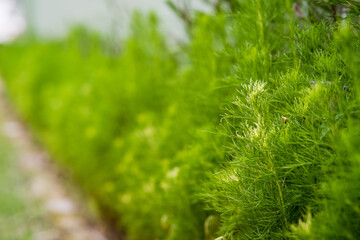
[1,1,360,239]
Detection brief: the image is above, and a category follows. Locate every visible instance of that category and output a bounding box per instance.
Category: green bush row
[1,1,359,239]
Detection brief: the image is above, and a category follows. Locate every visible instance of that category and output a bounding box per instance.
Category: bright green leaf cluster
[0,1,360,240]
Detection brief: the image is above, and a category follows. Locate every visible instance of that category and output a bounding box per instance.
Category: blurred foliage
[1,1,360,240]
[0,12,230,240]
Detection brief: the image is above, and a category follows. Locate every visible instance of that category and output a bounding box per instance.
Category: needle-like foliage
[0,1,360,240]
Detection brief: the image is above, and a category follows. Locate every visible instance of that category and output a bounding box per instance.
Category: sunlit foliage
[0,1,359,239]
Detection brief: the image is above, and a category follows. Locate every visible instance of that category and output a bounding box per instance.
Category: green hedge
[1,1,359,239]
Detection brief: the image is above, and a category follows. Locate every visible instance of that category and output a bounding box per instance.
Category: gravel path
[0,79,110,240]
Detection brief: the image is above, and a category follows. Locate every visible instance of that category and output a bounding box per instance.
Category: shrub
[0,1,359,239]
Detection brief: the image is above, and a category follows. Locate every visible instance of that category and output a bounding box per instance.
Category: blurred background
[2,0,211,42]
